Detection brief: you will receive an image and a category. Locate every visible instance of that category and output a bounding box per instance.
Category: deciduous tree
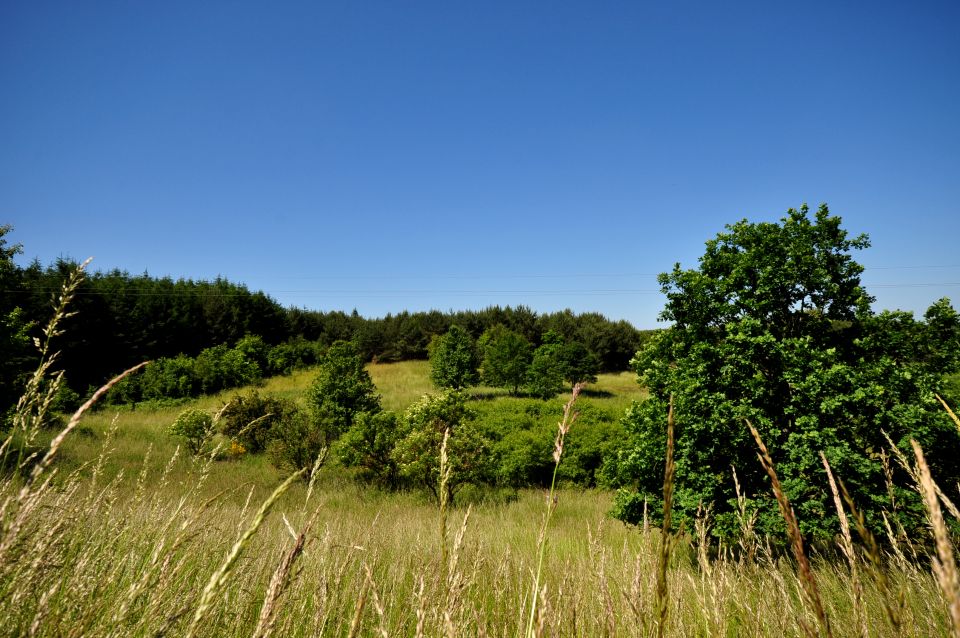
[478,325,532,395]
[605,204,960,542]
[307,341,380,444]
[429,325,479,390]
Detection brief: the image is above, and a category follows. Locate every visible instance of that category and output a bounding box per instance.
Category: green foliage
[219,391,296,454]
[0,227,31,415]
[105,337,274,405]
[0,307,32,418]
[524,332,601,398]
[193,345,261,394]
[526,342,565,399]
[558,341,600,387]
[122,355,199,402]
[336,410,403,488]
[307,341,381,445]
[478,325,532,395]
[923,298,960,371]
[168,408,214,456]
[392,392,491,502]
[233,334,270,373]
[267,408,326,476]
[266,337,321,375]
[477,399,623,488]
[429,325,480,390]
[606,204,960,542]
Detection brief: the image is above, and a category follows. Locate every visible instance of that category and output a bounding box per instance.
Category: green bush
[493,428,553,487]
[138,355,198,401]
[267,408,326,476]
[168,408,214,456]
[336,410,403,488]
[234,334,270,373]
[194,345,261,394]
[219,391,296,453]
[267,337,321,375]
[393,392,491,502]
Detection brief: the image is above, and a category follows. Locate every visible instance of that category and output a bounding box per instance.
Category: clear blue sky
[2,1,958,329]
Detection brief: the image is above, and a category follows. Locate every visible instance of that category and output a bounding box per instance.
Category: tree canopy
[605,204,960,542]
[429,325,480,390]
[307,340,381,444]
[478,325,532,395]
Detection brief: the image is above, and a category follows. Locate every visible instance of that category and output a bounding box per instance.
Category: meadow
[1,357,958,636]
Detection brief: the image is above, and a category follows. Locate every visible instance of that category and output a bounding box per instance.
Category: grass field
[2,358,957,636]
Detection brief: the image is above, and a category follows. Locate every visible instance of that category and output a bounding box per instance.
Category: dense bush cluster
[333,389,624,499]
[105,335,320,405]
[159,333,623,494]
[167,341,385,476]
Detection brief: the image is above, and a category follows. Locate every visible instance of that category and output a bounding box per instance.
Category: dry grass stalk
[820,452,867,638]
[414,574,427,638]
[747,420,832,638]
[363,563,390,638]
[655,395,676,638]
[836,476,905,634]
[252,506,321,638]
[185,467,305,638]
[305,446,329,505]
[347,571,370,638]
[525,382,583,638]
[0,361,147,563]
[911,439,960,637]
[439,424,452,580]
[732,465,758,564]
[936,394,960,433]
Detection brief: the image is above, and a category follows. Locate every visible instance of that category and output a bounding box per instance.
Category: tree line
[0,224,651,414]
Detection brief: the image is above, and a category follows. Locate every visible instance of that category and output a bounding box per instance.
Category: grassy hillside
[2,360,955,636]
[56,361,644,496]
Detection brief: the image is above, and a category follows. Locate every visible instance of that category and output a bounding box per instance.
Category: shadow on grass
[580,388,614,399]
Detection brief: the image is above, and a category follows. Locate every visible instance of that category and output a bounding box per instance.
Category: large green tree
[429,325,479,390]
[0,226,30,416]
[307,340,381,445]
[605,204,960,542]
[478,325,532,395]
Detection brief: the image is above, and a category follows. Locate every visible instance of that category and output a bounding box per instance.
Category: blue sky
[2,1,958,329]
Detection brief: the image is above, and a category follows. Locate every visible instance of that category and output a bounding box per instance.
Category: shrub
[194,344,261,394]
[139,355,198,400]
[169,408,214,456]
[233,334,270,373]
[218,391,297,453]
[336,410,403,488]
[267,337,321,375]
[392,392,492,502]
[267,408,326,476]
